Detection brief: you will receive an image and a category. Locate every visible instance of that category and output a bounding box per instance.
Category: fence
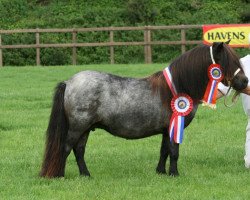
[0,25,203,67]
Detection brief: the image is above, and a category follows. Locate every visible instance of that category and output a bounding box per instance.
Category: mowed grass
[0,64,250,200]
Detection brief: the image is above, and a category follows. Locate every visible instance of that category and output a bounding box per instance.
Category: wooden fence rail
[0,25,203,66]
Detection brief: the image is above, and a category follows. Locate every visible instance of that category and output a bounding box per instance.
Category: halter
[209,46,242,108]
[210,46,216,64]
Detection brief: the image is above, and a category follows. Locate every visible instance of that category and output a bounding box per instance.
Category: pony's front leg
[156,131,169,174]
[169,142,179,176]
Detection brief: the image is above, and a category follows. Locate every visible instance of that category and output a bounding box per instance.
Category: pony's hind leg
[73,132,91,176]
[156,131,169,174]
[61,129,87,176]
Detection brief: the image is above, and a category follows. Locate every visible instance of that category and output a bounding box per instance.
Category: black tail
[40,82,68,178]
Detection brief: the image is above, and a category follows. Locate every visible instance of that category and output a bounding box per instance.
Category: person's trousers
[244,117,250,168]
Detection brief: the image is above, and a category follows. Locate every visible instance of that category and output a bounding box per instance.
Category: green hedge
[0,0,248,66]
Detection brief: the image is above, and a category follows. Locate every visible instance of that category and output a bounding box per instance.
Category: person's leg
[244,117,250,168]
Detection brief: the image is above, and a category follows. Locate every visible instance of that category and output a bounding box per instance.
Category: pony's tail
[40,82,68,178]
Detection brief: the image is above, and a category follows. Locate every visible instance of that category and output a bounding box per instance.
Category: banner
[203,24,250,47]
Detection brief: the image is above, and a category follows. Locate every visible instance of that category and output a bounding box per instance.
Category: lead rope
[223,68,241,107]
[223,87,240,107]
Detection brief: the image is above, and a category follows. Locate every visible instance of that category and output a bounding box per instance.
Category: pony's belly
[99,116,165,139]
[106,126,163,139]
[97,101,169,139]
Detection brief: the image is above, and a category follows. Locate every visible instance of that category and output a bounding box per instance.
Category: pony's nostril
[231,75,249,91]
[241,77,249,90]
[244,77,249,85]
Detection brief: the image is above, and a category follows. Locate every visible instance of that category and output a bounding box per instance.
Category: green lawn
[0,64,249,200]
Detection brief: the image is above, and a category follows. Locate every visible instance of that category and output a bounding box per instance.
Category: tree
[125,0,157,25]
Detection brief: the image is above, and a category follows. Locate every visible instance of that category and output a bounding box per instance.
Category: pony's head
[211,42,248,91]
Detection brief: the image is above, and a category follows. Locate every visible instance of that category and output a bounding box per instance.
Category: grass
[0,64,250,200]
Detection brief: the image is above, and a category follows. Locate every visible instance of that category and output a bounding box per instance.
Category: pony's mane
[170,44,211,99]
[147,71,172,109]
[148,44,211,105]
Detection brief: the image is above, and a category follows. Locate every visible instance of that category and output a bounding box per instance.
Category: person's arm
[217,82,230,99]
[216,82,250,98]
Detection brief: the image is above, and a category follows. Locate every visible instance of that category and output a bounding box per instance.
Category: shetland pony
[40,42,248,178]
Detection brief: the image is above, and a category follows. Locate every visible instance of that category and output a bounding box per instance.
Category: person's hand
[241,85,250,95]
[217,90,225,99]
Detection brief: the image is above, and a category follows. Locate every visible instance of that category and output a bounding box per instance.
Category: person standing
[218,54,250,168]
[240,54,250,168]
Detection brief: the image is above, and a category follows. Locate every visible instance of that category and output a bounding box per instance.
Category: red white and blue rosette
[169,94,193,144]
[202,64,224,109]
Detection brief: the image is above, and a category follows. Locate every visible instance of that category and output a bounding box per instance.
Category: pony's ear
[212,42,224,53]
[225,39,231,44]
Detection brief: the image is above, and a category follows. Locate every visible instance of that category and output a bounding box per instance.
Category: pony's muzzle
[231,74,248,91]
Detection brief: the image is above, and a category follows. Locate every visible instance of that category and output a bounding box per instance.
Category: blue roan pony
[40,42,248,178]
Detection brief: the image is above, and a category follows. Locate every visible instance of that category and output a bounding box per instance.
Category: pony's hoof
[169,171,179,177]
[80,173,91,177]
[156,167,167,175]
[80,175,92,180]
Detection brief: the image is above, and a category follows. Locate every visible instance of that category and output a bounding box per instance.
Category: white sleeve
[218,82,230,95]
[240,55,250,116]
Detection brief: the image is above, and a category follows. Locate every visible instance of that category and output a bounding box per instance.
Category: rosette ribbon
[163,68,193,144]
[202,46,224,109]
[202,63,224,109]
[169,94,193,143]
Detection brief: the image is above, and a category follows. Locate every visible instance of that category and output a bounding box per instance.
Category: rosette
[169,94,193,143]
[171,94,193,116]
[202,63,224,109]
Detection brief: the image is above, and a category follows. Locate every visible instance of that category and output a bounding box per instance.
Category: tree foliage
[0,0,248,66]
